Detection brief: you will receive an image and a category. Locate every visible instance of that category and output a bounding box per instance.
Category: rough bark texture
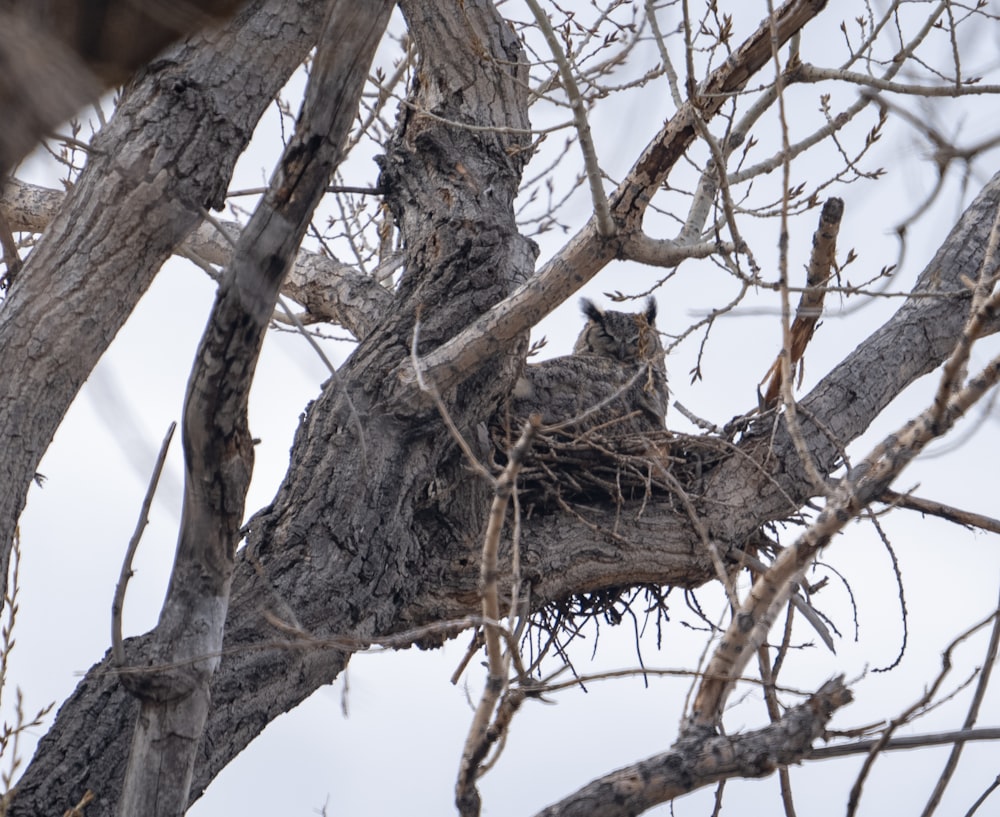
[114,4,394,815]
[7,1,1000,815]
[535,677,852,817]
[0,0,327,605]
[11,0,535,812]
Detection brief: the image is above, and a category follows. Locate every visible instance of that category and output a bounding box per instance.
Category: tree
[3,0,1000,815]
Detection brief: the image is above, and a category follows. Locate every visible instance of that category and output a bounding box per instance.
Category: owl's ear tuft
[580,298,603,324]
[644,296,657,324]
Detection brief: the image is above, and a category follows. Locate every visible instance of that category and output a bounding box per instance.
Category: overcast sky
[9,3,1000,815]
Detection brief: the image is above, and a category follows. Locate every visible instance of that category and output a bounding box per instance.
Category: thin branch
[879,489,1000,535]
[920,584,1000,817]
[524,0,614,237]
[456,418,538,817]
[691,331,1000,727]
[111,422,176,667]
[847,610,1000,816]
[793,63,1000,97]
[410,311,494,485]
[809,726,1000,760]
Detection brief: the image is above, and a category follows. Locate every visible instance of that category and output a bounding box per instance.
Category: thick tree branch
[113,4,393,814]
[0,0,328,606]
[693,255,1000,729]
[0,178,392,340]
[533,677,852,817]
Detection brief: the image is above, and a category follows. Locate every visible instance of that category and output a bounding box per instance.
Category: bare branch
[456,418,538,817]
[0,178,392,339]
[879,489,1000,535]
[692,318,1000,728]
[761,197,844,407]
[111,422,176,668]
[116,4,393,813]
[920,586,1000,816]
[407,0,828,396]
[533,677,852,817]
[524,0,614,237]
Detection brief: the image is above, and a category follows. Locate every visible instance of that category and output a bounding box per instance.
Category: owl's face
[572,297,662,363]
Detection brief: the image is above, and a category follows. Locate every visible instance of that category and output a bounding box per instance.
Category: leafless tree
[2,1,1000,815]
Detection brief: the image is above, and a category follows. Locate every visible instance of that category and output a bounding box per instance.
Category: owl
[510,297,668,436]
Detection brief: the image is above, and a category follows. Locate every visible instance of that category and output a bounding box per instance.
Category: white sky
[8,2,1000,815]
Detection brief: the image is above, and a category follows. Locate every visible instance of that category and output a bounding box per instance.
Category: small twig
[543,362,653,434]
[524,0,614,237]
[111,422,176,667]
[847,609,1000,816]
[965,776,1000,817]
[766,0,829,498]
[809,726,1000,760]
[456,417,538,815]
[757,639,798,817]
[656,463,739,610]
[920,584,1000,817]
[61,789,94,817]
[879,489,1000,535]
[276,295,337,375]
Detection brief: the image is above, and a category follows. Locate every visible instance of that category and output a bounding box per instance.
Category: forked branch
[405,0,829,397]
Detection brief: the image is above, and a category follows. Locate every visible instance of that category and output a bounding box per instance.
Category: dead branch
[762,197,844,407]
[533,677,851,817]
[878,489,1000,535]
[456,418,538,817]
[111,422,176,667]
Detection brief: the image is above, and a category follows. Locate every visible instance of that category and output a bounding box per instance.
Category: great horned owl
[511,297,668,436]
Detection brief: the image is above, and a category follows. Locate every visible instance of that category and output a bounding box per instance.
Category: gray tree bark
[114,4,393,815]
[0,0,328,606]
[4,0,1000,815]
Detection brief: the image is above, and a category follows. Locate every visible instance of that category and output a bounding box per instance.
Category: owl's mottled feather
[512,297,668,435]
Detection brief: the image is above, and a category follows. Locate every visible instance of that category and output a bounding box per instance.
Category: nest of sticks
[491,423,731,513]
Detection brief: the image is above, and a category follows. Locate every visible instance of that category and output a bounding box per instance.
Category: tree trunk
[0,0,326,605]
[9,1,1000,815]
